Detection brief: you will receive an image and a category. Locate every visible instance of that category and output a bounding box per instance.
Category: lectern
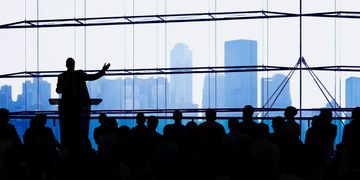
[49,98,102,105]
[49,98,102,146]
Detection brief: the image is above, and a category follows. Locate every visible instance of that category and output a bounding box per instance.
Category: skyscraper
[202,74,225,108]
[346,77,360,108]
[224,39,258,110]
[169,43,194,109]
[0,85,13,110]
[261,73,292,117]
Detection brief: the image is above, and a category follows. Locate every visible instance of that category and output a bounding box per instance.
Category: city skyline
[3,39,359,113]
[1,59,357,147]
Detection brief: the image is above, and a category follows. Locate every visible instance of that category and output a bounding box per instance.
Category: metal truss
[304,11,360,19]
[1,11,360,29]
[1,65,360,79]
[0,11,297,29]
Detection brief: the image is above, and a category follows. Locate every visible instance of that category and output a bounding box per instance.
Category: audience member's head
[147,115,159,131]
[173,110,183,124]
[205,109,216,122]
[243,105,254,120]
[272,116,286,133]
[118,125,131,138]
[136,112,146,125]
[284,106,297,120]
[31,114,47,128]
[107,117,118,128]
[228,117,239,132]
[0,108,10,124]
[98,113,108,125]
[186,121,198,135]
[320,108,332,123]
[163,124,175,140]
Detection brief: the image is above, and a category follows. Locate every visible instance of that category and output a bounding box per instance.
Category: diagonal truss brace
[261,57,347,121]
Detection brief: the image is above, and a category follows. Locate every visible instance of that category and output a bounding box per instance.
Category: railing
[9,107,354,121]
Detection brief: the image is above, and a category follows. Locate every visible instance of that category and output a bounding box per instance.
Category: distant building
[346,77,360,108]
[169,43,195,109]
[0,85,13,110]
[202,74,225,108]
[261,73,292,117]
[224,39,258,113]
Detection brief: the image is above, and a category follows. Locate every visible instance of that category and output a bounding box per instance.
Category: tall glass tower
[346,77,360,109]
[170,43,194,109]
[224,39,258,111]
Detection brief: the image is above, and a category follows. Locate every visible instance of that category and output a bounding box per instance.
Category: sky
[1,0,360,110]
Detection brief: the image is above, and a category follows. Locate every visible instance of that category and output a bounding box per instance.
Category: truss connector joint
[208,12,216,19]
[157,15,165,22]
[125,17,133,23]
[262,10,268,17]
[26,21,36,26]
[75,19,84,25]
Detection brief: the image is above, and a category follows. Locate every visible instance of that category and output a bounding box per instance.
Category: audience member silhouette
[182,121,203,180]
[239,105,259,141]
[93,116,120,180]
[147,115,163,161]
[270,116,287,147]
[0,108,21,146]
[223,117,253,180]
[223,117,244,151]
[0,108,22,178]
[270,116,295,176]
[152,124,181,180]
[185,121,199,139]
[198,109,226,180]
[23,114,59,180]
[304,110,337,180]
[198,109,226,147]
[284,106,301,140]
[96,116,119,157]
[171,110,187,144]
[129,112,150,179]
[93,113,109,145]
[250,122,281,180]
[337,107,360,175]
[117,125,131,161]
[305,115,322,160]
[319,108,337,159]
[340,107,360,152]
[131,112,149,140]
[56,57,110,148]
[93,113,119,149]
